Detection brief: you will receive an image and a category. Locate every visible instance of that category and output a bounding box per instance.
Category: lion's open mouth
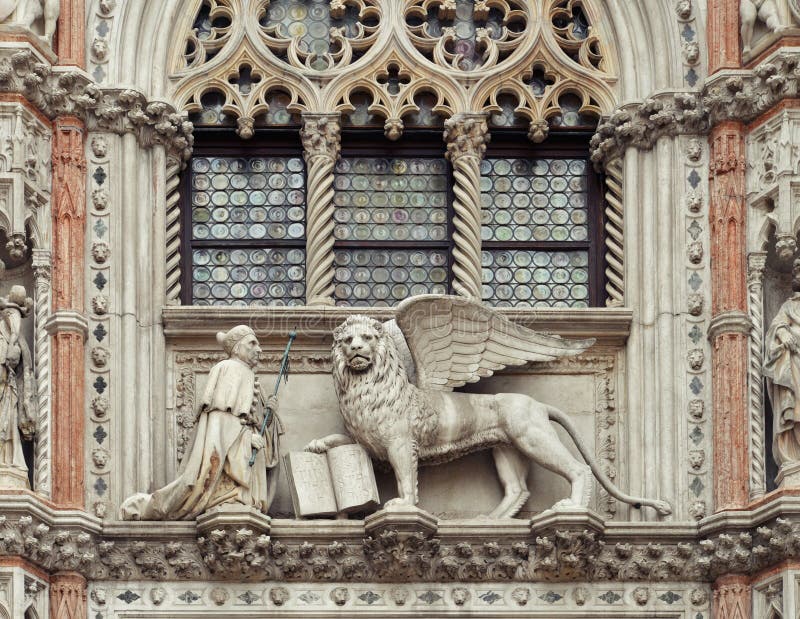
[348,354,371,370]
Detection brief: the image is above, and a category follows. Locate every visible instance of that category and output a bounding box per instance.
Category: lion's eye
[363,335,372,341]
[344,336,353,344]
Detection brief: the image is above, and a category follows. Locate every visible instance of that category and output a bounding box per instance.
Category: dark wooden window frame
[179,127,605,308]
[482,129,606,307]
[180,128,305,305]
[334,128,457,300]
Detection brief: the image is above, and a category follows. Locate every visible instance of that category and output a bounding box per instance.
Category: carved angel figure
[0,0,59,42]
[0,285,35,489]
[741,0,784,55]
[307,295,671,518]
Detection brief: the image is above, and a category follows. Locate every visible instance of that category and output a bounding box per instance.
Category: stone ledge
[162,306,634,346]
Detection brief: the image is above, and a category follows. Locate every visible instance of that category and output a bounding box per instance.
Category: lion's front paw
[304,439,328,454]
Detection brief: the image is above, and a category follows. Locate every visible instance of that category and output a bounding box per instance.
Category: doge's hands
[304,438,328,454]
[266,394,279,412]
[251,433,266,451]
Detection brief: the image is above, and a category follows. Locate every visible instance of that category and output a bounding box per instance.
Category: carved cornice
[590,50,800,168]
[708,311,751,340]
[6,496,800,583]
[0,47,193,160]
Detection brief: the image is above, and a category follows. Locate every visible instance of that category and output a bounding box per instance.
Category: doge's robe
[120,359,282,520]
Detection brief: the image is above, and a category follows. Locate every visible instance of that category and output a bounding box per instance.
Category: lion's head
[332,315,385,372]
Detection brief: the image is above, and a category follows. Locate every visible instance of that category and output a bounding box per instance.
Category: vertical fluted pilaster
[301,113,340,306]
[712,575,750,619]
[164,155,183,304]
[444,114,489,300]
[603,158,624,306]
[747,252,768,499]
[32,250,52,496]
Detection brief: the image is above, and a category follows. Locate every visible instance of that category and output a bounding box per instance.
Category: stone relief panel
[163,338,625,521]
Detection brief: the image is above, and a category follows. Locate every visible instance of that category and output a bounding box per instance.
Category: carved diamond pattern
[689,476,704,496]
[479,591,502,604]
[598,591,622,604]
[359,591,381,604]
[93,425,107,444]
[93,167,107,185]
[418,591,443,604]
[178,591,201,604]
[690,425,704,445]
[93,477,107,496]
[117,590,140,604]
[539,591,563,604]
[689,325,703,343]
[659,591,682,604]
[238,591,259,605]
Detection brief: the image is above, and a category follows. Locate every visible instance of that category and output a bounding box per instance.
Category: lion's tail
[545,405,673,516]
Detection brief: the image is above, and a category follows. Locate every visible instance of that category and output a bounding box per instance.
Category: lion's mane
[332,316,438,459]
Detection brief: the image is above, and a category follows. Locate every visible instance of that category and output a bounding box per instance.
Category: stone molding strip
[161,306,634,346]
[4,495,800,583]
[0,45,193,161]
[590,49,800,167]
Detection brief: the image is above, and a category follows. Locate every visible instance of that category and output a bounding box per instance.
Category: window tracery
[168,0,619,308]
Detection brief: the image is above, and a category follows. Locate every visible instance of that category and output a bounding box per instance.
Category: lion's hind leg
[503,397,591,510]
[487,445,530,518]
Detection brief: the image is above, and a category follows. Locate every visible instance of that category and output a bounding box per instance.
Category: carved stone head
[92,295,109,315]
[452,587,469,606]
[91,347,109,368]
[91,38,109,62]
[149,587,166,606]
[92,242,110,264]
[210,587,229,606]
[91,136,108,158]
[511,587,529,606]
[390,588,409,606]
[330,587,349,606]
[332,315,384,372]
[687,349,704,371]
[217,325,260,367]
[91,395,109,418]
[633,586,650,605]
[269,587,289,606]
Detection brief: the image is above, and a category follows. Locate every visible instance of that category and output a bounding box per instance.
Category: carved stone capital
[444,113,489,162]
[365,505,438,539]
[300,113,341,162]
[0,47,193,160]
[708,310,751,340]
[44,310,88,339]
[747,252,768,287]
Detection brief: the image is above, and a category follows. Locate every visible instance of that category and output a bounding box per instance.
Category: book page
[326,444,380,513]
[283,451,337,517]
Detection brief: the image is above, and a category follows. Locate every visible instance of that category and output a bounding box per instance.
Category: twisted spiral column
[164,156,183,304]
[747,252,767,498]
[33,252,51,496]
[302,113,340,305]
[445,114,489,300]
[603,158,624,306]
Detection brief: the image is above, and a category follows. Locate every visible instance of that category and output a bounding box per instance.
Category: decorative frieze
[0,47,193,161]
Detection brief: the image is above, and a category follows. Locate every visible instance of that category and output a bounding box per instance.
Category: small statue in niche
[764,258,800,484]
[0,285,35,489]
[307,295,672,518]
[120,325,283,520]
[741,0,784,55]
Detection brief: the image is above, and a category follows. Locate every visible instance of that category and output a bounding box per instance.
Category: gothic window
[332,134,452,307]
[480,133,602,308]
[182,133,307,306]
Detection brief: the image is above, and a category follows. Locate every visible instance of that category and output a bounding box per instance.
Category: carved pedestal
[196,504,272,538]
[777,461,800,488]
[529,506,606,536]
[365,504,438,539]
[0,464,28,489]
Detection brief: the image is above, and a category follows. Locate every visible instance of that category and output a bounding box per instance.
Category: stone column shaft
[301,113,340,306]
[707,0,741,73]
[50,117,87,509]
[712,574,751,619]
[56,0,85,67]
[709,121,749,511]
[444,114,489,300]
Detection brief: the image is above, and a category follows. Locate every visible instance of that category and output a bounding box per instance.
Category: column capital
[300,113,341,162]
[444,113,489,162]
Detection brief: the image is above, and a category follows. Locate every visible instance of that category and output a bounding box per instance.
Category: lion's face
[333,316,383,372]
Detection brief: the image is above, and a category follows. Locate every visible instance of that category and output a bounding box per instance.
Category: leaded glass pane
[191,156,306,241]
[480,157,588,242]
[261,0,366,69]
[334,249,449,307]
[192,248,306,307]
[481,250,589,308]
[333,157,448,242]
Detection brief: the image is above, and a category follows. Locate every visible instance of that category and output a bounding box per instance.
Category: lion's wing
[394,295,595,390]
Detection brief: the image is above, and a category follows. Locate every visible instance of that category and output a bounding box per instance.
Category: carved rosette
[444,114,489,299]
[301,114,341,305]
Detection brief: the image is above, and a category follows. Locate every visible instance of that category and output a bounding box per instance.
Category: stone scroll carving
[0,285,35,489]
[120,326,283,520]
[764,259,800,487]
[307,294,672,518]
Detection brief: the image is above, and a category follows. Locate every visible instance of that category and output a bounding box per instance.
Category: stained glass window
[186,154,306,306]
[480,138,599,308]
[332,153,451,306]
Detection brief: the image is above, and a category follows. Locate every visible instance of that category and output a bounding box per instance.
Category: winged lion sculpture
[306,295,671,518]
